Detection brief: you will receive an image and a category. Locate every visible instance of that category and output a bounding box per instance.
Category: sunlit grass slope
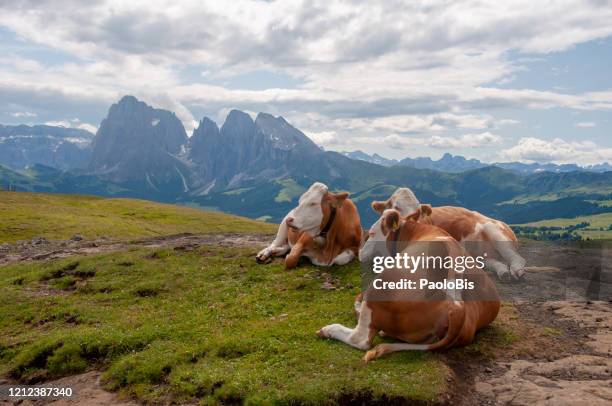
[0,191,277,243]
[516,212,612,239]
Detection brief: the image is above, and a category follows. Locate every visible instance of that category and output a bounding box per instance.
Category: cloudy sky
[1,0,612,165]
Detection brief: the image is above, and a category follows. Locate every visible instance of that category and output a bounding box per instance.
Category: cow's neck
[318,206,337,238]
[388,228,401,256]
[387,220,418,255]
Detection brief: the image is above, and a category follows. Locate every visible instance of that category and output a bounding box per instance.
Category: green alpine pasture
[0,191,522,404]
[0,247,447,404]
[0,191,277,244]
[515,212,612,240]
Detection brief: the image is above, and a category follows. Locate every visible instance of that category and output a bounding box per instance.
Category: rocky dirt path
[471,300,611,405]
[0,372,138,406]
[451,240,612,405]
[0,233,272,266]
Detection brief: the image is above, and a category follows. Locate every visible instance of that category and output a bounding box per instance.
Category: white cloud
[304,130,340,146]
[10,111,37,118]
[0,1,612,162]
[44,120,71,128]
[44,119,97,134]
[429,132,502,149]
[575,121,596,128]
[495,118,520,127]
[317,131,502,151]
[500,137,612,165]
[76,123,98,134]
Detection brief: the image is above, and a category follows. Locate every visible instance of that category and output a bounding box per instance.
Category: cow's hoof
[363,344,390,363]
[363,349,379,363]
[255,254,272,264]
[497,271,512,282]
[316,328,329,338]
[511,268,526,280]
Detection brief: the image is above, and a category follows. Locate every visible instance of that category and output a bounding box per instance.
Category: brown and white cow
[256,182,362,269]
[370,188,526,279]
[318,209,500,361]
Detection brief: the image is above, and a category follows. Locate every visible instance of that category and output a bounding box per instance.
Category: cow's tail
[363,302,466,362]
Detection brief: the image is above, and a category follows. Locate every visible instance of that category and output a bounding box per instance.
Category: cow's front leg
[485,258,510,279]
[256,212,292,263]
[317,301,375,350]
[332,249,356,265]
[508,255,526,279]
[284,233,314,269]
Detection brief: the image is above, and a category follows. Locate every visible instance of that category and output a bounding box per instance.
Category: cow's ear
[405,210,420,222]
[420,204,432,217]
[330,191,349,208]
[371,200,386,214]
[382,210,401,235]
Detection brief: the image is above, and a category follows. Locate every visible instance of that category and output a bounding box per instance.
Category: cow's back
[429,206,517,242]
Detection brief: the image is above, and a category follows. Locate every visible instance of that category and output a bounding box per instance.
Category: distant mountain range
[1,95,611,227]
[0,124,93,170]
[340,150,612,174]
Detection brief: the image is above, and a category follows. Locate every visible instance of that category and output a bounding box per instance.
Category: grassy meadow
[0,191,520,404]
[514,212,612,240]
[0,247,449,404]
[0,191,277,244]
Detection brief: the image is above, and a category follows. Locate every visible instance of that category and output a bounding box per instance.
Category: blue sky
[1,0,611,165]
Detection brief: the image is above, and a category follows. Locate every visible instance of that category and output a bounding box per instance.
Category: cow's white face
[359,209,398,263]
[287,182,328,235]
[387,188,420,216]
[372,187,420,217]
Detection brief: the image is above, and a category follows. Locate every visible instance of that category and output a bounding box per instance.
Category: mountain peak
[191,117,220,143]
[226,109,253,123]
[196,117,219,132]
[254,112,319,152]
[90,96,188,182]
[118,95,139,105]
[255,112,275,121]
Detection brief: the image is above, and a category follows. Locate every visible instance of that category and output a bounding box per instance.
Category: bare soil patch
[0,233,272,266]
[448,240,612,405]
[0,371,137,405]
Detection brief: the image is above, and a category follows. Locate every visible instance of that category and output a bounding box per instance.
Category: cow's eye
[310,203,317,206]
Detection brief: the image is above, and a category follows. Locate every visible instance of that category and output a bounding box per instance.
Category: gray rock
[31,236,48,245]
[89,96,191,194]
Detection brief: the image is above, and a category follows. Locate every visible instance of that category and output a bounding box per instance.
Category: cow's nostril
[286,217,294,225]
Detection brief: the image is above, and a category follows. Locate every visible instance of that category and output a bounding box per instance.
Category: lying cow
[370,188,526,279]
[256,182,362,269]
[317,208,500,361]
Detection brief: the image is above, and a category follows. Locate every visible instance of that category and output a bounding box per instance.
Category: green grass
[221,187,254,196]
[0,247,447,404]
[498,186,612,205]
[274,178,306,203]
[0,192,277,243]
[515,212,612,239]
[587,199,612,208]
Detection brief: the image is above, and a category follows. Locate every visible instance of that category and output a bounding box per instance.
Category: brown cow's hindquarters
[319,298,499,361]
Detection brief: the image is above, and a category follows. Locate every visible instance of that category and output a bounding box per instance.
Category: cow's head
[285,182,349,236]
[371,187,420,217]
[359,209,402,263]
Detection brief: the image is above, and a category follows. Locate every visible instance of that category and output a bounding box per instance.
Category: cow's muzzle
[286,217,299,230]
